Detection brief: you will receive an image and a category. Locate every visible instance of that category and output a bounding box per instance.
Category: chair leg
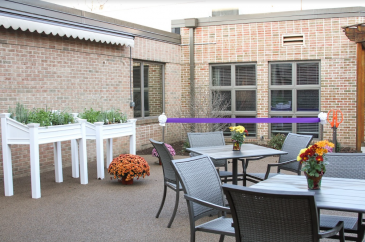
[156,184,167,218]
[167,187,180,228]
[242,159,247,186]
[339,226,345,242]
[219,234,225,242]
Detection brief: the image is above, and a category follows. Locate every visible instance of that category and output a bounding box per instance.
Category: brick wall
[180,16,365,147]
[0,28,181,179]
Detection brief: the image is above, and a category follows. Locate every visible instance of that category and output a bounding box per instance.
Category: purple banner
[166,118,320,124]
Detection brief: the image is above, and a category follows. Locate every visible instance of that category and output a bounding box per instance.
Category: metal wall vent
[282,34,304,46]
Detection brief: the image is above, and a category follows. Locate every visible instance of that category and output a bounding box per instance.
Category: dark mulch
[136,141,359,156]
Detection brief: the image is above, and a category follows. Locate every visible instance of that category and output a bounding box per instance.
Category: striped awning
[0,15,134,47]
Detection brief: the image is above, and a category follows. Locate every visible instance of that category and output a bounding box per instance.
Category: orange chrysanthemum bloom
[108,154,150,181]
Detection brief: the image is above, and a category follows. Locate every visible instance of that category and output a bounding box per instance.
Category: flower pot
[304,172,323,190]
[233,142,242,151]
[120,176,134,185]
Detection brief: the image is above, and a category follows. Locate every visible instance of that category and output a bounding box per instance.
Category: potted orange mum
[108,154,150,185]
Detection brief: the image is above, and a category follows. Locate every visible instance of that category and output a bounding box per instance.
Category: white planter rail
[0,113,88,199]
[73,117,137,179]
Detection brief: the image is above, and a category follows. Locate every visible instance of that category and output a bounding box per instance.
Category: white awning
[0,15,134,47]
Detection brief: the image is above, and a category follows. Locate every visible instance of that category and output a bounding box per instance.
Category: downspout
[130,46,135,108]
[185,18,198,119]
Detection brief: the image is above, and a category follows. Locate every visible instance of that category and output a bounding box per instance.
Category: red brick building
[0,0,181,179]
[0,0,364,180]
[172,7,365,149]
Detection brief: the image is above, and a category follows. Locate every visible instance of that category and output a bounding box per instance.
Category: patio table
[186,144,287,185]
[251,174,365,241]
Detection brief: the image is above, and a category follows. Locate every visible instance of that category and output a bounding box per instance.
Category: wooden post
[356,43,365,151]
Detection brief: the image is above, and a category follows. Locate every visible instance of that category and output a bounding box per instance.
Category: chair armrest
[184,194,230,213]
[264,159,298,179]
[189,152,199,157]
[319,221,344,240]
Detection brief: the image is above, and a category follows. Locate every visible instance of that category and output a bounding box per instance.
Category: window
[133,61,164,118]
[269,61,320,138]
[210,63,257,137]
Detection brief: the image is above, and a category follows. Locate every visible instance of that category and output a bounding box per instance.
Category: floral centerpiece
[108,154,150,185]
[152,143,176,165]
[229,125,248,151]
[297,140,334,189]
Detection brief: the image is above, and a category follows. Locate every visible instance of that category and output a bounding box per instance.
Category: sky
[44,0,365,32]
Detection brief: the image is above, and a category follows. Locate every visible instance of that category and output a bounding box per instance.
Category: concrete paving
[0,155,357,241]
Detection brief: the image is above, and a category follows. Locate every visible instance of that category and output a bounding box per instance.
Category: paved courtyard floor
[0,154,357,241]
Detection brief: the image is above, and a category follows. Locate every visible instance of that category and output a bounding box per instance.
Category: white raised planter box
[0,113,88,199]
[73,117,137,179]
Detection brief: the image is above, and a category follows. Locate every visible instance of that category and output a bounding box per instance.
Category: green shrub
[78,108,101,124]
[267,133,286,150]
[8,102,29,124]
[78,108,127,124]
[9,103,75,127]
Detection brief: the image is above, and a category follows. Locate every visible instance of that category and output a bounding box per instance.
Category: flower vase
[233,142,242,151]
[119,176,134,185]
[304,172,323,190]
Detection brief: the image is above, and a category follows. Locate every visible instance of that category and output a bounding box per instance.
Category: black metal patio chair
[171,155,235,242]
[222,184,345,242]
[188,131,244,183]
[149,138,183,228]
[320,153,365,241]
[243,132,313,186]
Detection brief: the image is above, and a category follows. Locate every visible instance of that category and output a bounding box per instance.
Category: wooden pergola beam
[342,23,365,151]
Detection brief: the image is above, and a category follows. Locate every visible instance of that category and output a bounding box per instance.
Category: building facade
[0,1,364,180]
[172,7,365,148]
[0,0,181,179]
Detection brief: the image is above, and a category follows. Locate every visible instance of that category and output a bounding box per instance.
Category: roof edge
[1,0,181,45]
[172,6,365,28]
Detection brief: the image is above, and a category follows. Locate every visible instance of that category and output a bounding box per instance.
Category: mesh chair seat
[196,217,235,236]
[320,214,358,230]
[171,155,235,242]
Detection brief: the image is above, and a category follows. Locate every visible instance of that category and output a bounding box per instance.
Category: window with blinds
[269,61,320,138]
[210,63,257,137]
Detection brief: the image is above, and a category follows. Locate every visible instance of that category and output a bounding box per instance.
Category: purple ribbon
[166,118,320,123]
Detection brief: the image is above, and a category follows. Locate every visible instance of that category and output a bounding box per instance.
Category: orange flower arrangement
[297,140,334,177]
[108,154,150,181]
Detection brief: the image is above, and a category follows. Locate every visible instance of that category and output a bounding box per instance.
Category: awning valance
[0,15,134,47]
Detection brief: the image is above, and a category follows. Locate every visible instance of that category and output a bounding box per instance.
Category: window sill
[136,117,159,126]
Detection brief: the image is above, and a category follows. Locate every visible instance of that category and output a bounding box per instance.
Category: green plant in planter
[267,133,286,150]
[51,109,75,125]
[103,108,127,124]
[8,102,29,124]
[28,108,52,127]
[78,108,101,124]
[8,103,75,127]
[80,108,127,124]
